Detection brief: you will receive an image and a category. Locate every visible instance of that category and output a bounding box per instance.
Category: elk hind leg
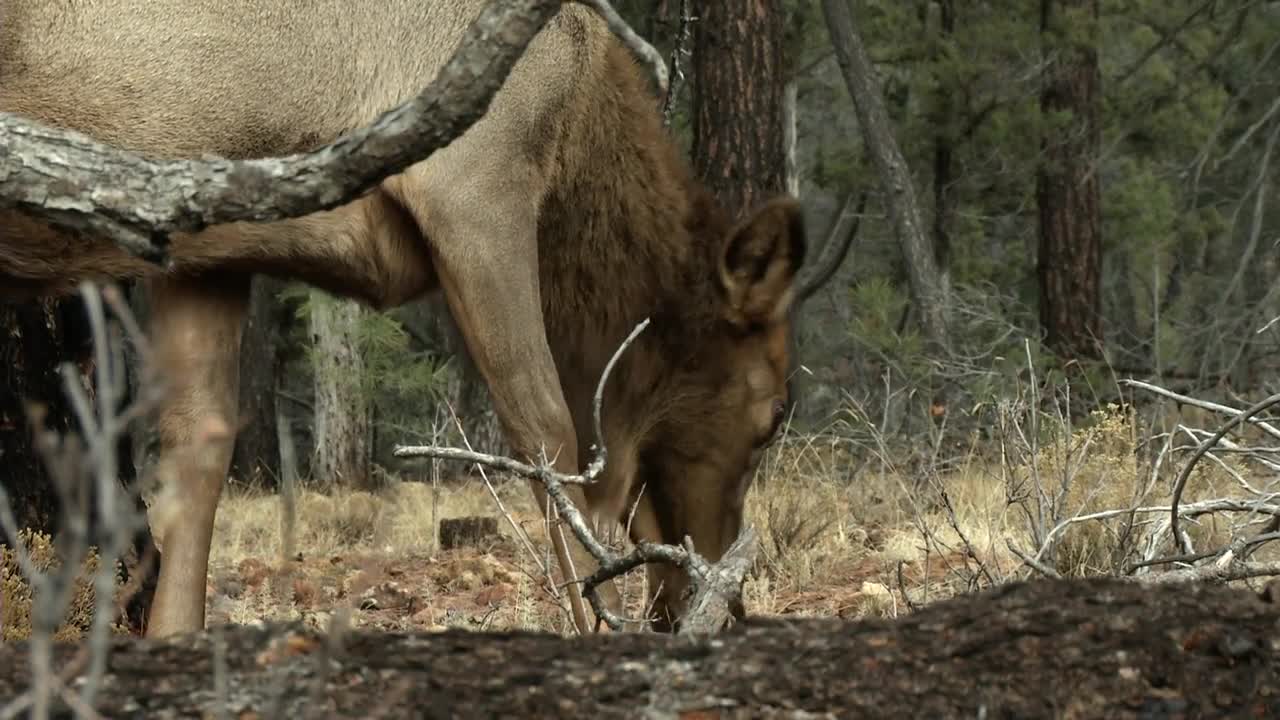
[140,272,249,638]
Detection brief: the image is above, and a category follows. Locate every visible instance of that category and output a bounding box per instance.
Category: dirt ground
[198,406,1280,637]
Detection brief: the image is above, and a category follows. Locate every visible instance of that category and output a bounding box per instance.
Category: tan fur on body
[0,1,807,637]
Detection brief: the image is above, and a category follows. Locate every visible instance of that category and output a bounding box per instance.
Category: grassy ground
[198,403,1278,635]
[4,404,1276,641]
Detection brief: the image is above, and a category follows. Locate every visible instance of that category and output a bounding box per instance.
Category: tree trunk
[691,0,787,214]
[309,292,373,490]
[821,0,951,357]
[230,276,288,489]
[5,577,1279,717]
[1,293,158,634]
[1036,0,1103,361]
[929,0,956,280]
[0,297,89,536]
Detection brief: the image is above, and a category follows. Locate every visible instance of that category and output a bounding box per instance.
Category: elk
[0,0,846,635]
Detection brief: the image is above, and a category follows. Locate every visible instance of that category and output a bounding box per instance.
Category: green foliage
[276,284,453,470]
[784,0,1280,440]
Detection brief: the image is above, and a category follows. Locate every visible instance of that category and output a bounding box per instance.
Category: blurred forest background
[3,0,1280,637]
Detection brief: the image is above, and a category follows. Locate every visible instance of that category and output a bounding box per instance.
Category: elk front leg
[141,272,249,638]
[390,175,619,634]
[436,245,621,634]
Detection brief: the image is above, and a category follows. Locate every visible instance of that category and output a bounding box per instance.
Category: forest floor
[203,406,1280,636]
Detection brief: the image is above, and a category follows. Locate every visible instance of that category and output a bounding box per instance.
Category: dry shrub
[1009,403,1247,577]
[1,528,128,642]
[745,439,866,592]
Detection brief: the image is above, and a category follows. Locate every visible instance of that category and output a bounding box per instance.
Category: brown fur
[0,1,808,636]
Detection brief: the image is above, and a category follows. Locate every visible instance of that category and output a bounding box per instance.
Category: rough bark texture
[675,527,755,636]
[309,294,373,490]
[822,0,951,356]
[691,0,787,215]
[0,0,562,260]
[4,577,1280,718]
[1037,0,1104,361]
[230,276,288,489]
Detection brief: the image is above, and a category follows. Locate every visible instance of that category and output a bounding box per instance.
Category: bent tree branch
[0,0,562,262]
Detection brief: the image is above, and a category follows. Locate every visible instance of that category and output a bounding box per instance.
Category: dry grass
[195,402,1277,634]
[5,402,1275,642]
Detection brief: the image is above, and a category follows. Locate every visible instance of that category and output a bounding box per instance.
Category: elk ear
[719,196,807,328]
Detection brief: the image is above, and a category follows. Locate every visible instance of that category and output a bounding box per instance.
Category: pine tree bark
[309,293,373,490]
[691,0,787,214]
[1037,0,1104,361]
[230,276,287,489]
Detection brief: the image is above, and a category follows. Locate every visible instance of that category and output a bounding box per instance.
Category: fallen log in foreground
[2,577,1278,718]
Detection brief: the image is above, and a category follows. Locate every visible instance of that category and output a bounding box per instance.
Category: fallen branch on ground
[395,318,758,634]
[0,0,561,262]
[4,578,1279,718]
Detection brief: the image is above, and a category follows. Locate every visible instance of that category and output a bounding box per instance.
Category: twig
[661,0,694,126]
[0,282,164,720]
[0,0,562,262]
[395,318,651,487]
[1126,532,1280,572]
[584,318,650,481]
[1007,540,1063,579]
[1121,378,1280,441]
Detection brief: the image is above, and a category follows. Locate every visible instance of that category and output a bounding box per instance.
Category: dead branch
[1131,555,1280,585]
[571,0,669,96]
[0,0,562,262]
[1121,378,1280,441]
[394,317,758,633]
[4,578,1280,718]
[661,0,695,126]
[674,529,756,635]
[1167,392,1280,553]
